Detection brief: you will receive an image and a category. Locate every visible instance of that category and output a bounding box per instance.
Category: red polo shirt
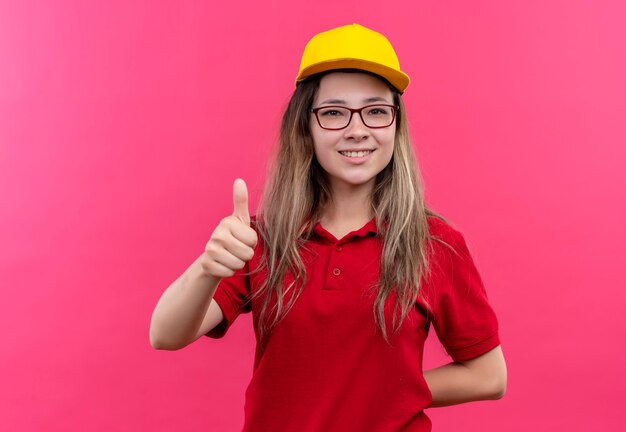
[206,215,500,431]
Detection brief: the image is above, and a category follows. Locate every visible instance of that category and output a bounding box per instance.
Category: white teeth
[339,150,373,158]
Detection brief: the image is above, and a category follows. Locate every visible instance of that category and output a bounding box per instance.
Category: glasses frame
[309,104,399,130]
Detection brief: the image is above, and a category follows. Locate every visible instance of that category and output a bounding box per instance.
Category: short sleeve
[427,224,500,362]
[204,256,253,339]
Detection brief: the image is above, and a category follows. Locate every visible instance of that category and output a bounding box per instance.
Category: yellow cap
[295,23,410,93]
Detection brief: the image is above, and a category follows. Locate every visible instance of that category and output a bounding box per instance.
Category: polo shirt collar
[312,217,378,243]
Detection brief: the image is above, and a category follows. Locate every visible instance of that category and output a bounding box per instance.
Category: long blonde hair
[251,71,449,345]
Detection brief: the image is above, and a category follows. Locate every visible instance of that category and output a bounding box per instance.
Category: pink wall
[1,1,625,431]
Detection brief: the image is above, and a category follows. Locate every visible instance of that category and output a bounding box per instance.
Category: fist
[201,178,258,278]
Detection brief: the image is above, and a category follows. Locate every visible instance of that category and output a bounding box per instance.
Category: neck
[320,180,374,228]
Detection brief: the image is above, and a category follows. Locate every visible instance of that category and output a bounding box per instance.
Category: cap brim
[296,58,410,93]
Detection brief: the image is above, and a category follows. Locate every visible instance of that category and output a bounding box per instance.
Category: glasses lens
[317,107,351,129]
[362,105,395,128]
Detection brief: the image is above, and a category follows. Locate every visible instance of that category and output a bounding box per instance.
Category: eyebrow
[318,96,391,105]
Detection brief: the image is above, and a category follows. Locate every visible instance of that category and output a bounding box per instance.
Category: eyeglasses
[309,104,399,130]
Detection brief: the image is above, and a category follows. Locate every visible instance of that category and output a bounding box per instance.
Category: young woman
[150,23,506,431]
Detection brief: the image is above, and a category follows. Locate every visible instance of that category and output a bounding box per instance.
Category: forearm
[149,254,220,350]
[423,346,507,408]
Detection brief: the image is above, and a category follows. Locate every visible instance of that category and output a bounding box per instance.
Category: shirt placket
[324,240,346,291]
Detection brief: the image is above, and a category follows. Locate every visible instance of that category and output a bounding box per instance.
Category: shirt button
[336,245,343,252]
[332,267,341,276]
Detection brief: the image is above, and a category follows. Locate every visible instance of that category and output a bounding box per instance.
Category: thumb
[232,178,250,225]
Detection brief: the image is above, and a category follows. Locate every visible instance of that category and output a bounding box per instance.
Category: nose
[343,111,370,141]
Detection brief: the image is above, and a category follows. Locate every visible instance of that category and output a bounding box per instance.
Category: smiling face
[310,72,397,195]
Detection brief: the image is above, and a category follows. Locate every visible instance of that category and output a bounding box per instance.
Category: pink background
[1,1,625,431]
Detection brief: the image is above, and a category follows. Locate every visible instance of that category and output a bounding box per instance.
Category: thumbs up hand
[201,179,258,279]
